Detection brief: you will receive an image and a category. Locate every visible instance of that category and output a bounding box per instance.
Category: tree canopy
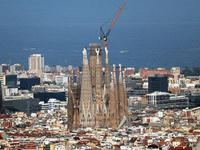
[181,67,200,77]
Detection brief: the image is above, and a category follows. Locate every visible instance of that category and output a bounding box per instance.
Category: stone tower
[89,44,103,102]
[67,77,74,130]
[79,48,93,127]
[89,44,103,86]
[94,48,105,127]
[123,71,128,119]
[77,68,81,101]
[104,47,110,94]
[109,72,117,129]
[118,64,125,123]
[104,47,110,123]
[113,64,119,125]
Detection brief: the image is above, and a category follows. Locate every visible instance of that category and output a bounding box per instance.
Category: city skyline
[0,1,200,148]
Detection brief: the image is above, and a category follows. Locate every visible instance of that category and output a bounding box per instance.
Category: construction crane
[99,3,126,48]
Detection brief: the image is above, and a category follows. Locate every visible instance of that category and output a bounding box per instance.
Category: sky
[0,0,200,70]
[1,0,200,25]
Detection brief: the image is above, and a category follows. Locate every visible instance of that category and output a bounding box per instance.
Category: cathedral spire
[68,76,74,130]
[79,47,93,127]
[113,64,119,125]
[71,68,74,88]
[77,67,81,101]
[118,64,125,123]
[104,47,110,94]
[109,72,117,129]
[95,48,104,127]
[123,70,128,119]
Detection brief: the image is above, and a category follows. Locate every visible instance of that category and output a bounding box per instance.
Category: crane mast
[99,3,126,49]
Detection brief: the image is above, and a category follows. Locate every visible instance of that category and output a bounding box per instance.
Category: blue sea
[1,0,200,71]
[0,22,200,71]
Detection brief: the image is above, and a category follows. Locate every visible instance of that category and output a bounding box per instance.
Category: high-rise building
[0,74,17,86]
[148,75,168,93]
[29,54,44,71]
[0,64,10,74]
[10,64,25,73]
[20,77,40,91]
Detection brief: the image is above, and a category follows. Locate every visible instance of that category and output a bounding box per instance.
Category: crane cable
[100,5,126,38]
[100,8,120,28]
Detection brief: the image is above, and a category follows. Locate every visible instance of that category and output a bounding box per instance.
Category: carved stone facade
[77,44,129,129]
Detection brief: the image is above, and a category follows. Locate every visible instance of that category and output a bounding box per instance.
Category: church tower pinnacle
[79,48,93,127]
[113,64,119,125]
[118,64,125,123]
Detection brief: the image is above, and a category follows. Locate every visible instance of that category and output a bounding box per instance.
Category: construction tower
[94,48,105,127]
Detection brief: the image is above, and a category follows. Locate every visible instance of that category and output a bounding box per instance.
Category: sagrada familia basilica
[68,43,129,130]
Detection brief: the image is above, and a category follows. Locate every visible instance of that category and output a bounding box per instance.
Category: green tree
[181,67,192,77]
[192,67,200,76]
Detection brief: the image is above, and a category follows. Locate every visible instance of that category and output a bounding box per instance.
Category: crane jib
[99,3,126,44]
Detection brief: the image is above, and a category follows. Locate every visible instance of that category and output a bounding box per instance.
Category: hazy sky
[1,0,200,25]
[0,0,200,69]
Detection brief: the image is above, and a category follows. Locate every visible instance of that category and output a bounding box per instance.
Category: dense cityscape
[0,42,200,149]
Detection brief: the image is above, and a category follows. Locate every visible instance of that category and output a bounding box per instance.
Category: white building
[0,64,10,74]
[44,65,51,72]
[55,75,68,84]
[142,82,148,89]
[39,98,67,111]
[10,64,24,73]
[4,87,18,96]
[29,54,44,71]
[54,102,67,110]
[56,65,63,72]
[39,101,49,111]
[147,91,189,109]
[48,98,60,110]
[68,65,73,70]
